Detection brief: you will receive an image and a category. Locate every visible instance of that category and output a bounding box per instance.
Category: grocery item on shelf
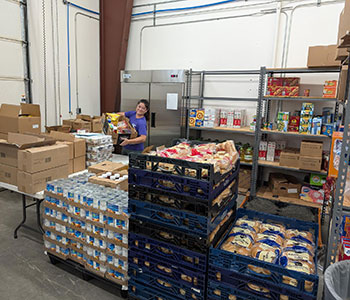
[322,80,338,98]
[258,141,267,161]
[204,108,220,128]
[275,141,287,161]
[322,124,334,137]
[310,173,327,186]
[189,109,205,127]
[269,173,301,198]
[266,141,276,162]
[311,117,322,135]
[279,148,300,168]
[329,131,343,177]
[266,77,300,97]
[288,116,300,132]
[300,186,325,204]
[339,237,350,261]
[341,215,350,238]
[277,112,289,132]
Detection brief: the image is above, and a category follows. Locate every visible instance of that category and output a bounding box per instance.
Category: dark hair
[138,99,150,120]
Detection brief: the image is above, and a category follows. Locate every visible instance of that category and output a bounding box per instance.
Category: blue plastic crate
[130,205,236,253]
[128,248,206,290]
[129,176,238,220]
[129,152,239,185]
[129,194,237,237]
[209,208,319,298]
[128,160,239,201]
[128,232,207,272]
[129,279,181,300]
[129,265,205,300]
[208,279,271,300]
[209,264,317,300]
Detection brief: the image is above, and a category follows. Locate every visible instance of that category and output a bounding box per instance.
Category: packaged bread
[229,226,257,241]
[256,233,284,248]
[280,249,314,265]
[247,283,270,296]
[221,241,251,256]
[260,222,286,239]
[235,217,261,233]
[282,260,315,292]
[285,229,314,245]
[283,239,314,255]
[223,232,254,249]
[249,243,281,275]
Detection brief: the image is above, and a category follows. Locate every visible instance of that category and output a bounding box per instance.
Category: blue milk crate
[209,264,317,300]
[128,248,206,290]
[130,205,236,253]
[129,175,238,220]
[208,279,271,300]
[129,152,239,185]
[128,160,239,201]
[129,265,205,300]
[209,208,319,298]
[128,193,237,237]
[128,232,207,272]
[129,279,181,300]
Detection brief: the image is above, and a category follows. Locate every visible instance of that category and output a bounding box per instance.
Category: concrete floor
[0,189,123,300]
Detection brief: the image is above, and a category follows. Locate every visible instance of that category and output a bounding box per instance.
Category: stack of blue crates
[127,153,240,300]
[208,208,319,300]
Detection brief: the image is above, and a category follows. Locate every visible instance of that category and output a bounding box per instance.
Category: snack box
[311,117,322,135]
[310,173,327,186]
[300,186,324,204]
[321,124,334,137]
[301,103,314,112]
[339,237,350,261]
[282,86,299,97]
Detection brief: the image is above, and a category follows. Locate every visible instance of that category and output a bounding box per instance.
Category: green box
[310,173,326,186]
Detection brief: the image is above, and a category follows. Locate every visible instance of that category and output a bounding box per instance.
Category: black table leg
[14,195,27,239]
[36,199,44,234]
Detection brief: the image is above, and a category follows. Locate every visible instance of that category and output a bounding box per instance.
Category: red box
[267,86,283,96]
[323,87,337,98]
[268,77,284,86]
[283,77,300,87]
[339,237,350,261]
[288,116,300,132]
[282,86,299,96]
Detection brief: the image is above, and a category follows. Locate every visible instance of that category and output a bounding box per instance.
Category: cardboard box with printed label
[0,103,41,134]
[73,156,86,173]
[300,141,323,157]
[56,141,74,159]
[91,117,103,132]
[299,156,322,171]
[18,144,69,173]
[17,165,69,194]
[0,164,17,185]
[279,149,300,168]
[307,45,341,68]
[269,173,301,198]
[0,132,56,167]
[50,131,86,158]
[88,161,127,174]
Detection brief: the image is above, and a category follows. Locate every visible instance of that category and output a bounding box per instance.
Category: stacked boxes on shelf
[74,133,113,167]
[266,77,300,97]
[208,208,319,300]
[42,172,129,290]
[127,148,239,300]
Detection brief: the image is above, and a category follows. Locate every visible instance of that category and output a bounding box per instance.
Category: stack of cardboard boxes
[279,141,323,172]
[49,131,86,174]
[63,115,103,133]
[0,133,69,194]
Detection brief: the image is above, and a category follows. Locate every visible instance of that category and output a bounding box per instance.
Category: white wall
[0,0,100,129]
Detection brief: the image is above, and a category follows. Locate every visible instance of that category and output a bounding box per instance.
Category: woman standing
[118,99,149,155]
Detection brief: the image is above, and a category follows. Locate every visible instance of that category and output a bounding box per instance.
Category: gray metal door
[149,83,183,147]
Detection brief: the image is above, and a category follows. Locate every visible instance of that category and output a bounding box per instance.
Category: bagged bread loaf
[282,259,315,292]
[260,222,286,239]
[247,283,270,296]
[256,233,284,248]
[283,239,314,254]
[249,243,281,275]
[285,229,314,245]
[221,241,251,256]
[235,217,261,233]
[222,232,254,249]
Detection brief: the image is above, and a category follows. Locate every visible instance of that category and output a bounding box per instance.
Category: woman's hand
[120,138,129,146]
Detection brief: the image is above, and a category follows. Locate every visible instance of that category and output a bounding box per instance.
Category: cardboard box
[270,173,301,198]
[300,141,323,157]
[73,119,91,132]
[45,125,71,133]
[18,144,69,173]
[77,114,93,122]
[73,156,85,173]
[68,159,74,174]
[63,119,75,127]
[0,164,17,185]
[279,149,300,168]
[337,2,350,45]
[92,117,103,133]
[239,167,251,190]
[88,176,128,191]
[299,156,322,171]
[307,45,341,68]
[0,133,8,140]
[17,165,68,194]
[56,141,74,159]
[338,66,349,101]
[335,47,349,61]
[88,161,127,174]
[0,103,41,134]
[0,132,56,167]
[49,131,86,158]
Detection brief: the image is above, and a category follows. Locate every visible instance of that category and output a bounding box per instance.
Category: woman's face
[136,102,148,115]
